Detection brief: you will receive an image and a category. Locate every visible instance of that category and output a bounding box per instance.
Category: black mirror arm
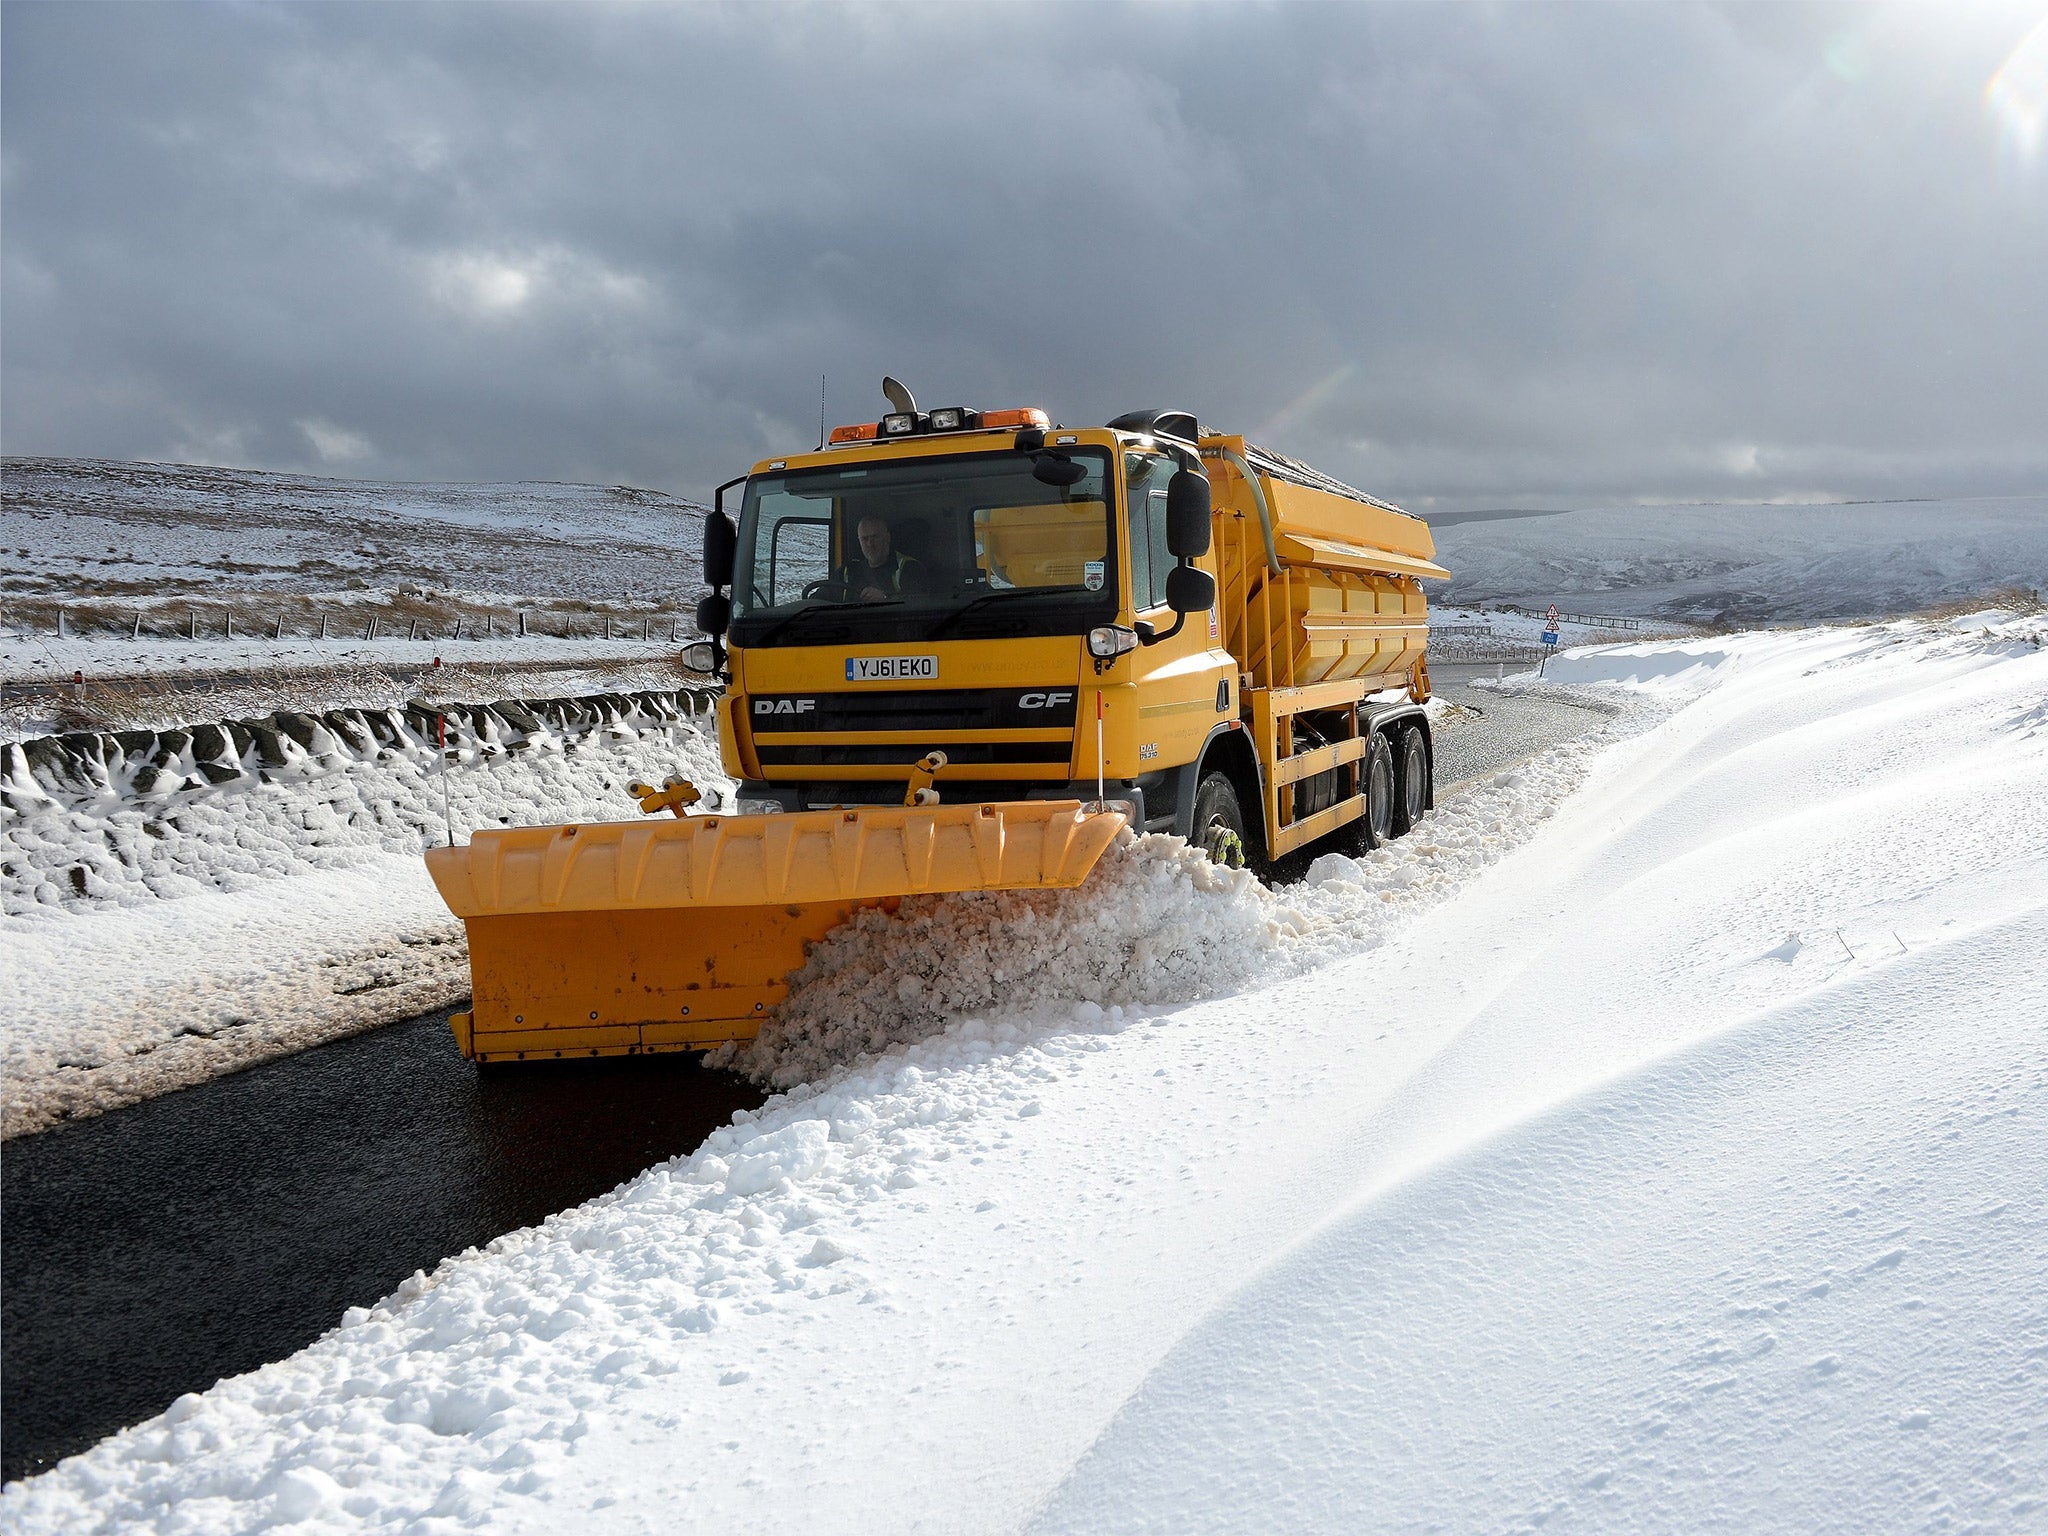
[1135,612,1186,646]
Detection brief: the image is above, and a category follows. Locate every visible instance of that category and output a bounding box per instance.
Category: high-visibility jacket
[840,551,923,594]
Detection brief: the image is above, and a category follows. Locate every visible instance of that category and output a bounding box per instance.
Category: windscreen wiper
[924,585,1080,642]
[747,597,903,649]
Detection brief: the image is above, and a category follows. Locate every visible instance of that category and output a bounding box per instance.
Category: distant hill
[1428,496,2047,625]
[1,457,709,606]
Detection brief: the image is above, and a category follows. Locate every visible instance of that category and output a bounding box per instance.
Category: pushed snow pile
[733,740,1600,1089]
[0,691,728,1136]
[1541,637,1742,694]
[727,836,1279,1088]
[6,618,2045,1532]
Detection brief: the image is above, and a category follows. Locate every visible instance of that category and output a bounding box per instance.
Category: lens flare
[1986,16,2048,171]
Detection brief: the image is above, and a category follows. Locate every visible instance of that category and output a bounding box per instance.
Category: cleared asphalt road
[1429,661,1620,789]
[0,671,1613,1483]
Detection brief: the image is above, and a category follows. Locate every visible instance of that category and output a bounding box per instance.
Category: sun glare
[1987,16,2048,170]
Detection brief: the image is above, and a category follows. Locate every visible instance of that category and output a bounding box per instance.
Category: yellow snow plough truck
[427,386,1447,1063]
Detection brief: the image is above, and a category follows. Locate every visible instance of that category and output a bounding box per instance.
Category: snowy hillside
[1429,496,2047,624]
[1,456,707,609]
[1,456,716,737]
[5,611,2042,1532]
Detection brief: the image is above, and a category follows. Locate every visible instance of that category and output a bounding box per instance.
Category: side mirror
[702,512,738,587]
[1165,563,1215,615]
[680,639,719,673]
[695,591,732,636]
[1166,470,1212,557]
[1031,452,1087,488]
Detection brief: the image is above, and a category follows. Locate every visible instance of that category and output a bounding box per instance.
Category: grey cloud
[3,0,2044,508]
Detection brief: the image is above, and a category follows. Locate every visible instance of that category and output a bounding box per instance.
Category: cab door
[1121,447,1233,776]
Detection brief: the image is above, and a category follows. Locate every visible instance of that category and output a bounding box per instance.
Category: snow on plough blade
[426,801,1126,1063]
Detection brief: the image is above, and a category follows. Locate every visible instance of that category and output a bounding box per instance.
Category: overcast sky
[4,1,2044,509]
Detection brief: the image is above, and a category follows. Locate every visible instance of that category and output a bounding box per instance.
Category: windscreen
[730,449,1117,646]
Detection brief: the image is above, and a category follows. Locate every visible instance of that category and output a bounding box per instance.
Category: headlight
[735,796,786,816]
[1087,624,1140,659]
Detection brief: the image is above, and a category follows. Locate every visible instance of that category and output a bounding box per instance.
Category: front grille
[755,742,1074,767]
[747,687,1079,734]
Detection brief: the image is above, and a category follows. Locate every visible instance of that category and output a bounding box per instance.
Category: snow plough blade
[425,800,1126,1063]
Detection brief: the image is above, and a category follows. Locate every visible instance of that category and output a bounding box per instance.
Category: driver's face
[857,518,891,565]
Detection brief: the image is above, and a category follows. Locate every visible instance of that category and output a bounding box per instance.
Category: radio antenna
[818,374,827,451]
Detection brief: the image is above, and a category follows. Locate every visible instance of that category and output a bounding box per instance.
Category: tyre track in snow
[0,673,1607,1485]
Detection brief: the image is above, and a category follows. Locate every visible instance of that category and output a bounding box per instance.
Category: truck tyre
[1341,732,1397,855]
[1392,725,1429,836]
[1191,771,1248,870]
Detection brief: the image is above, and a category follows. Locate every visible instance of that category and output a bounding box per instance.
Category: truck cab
[696,397,1444,869]
[709,411,1230,838]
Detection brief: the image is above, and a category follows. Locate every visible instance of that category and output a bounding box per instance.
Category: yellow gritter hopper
[427,800,1126,1062]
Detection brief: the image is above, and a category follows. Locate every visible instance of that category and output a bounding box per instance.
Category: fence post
[225,612,234,639]
[133,611,143,639]
[320,612,328,639]
[57,608,66,639]
[190,611,198,640]
[518,611,527,638]
[273,613,284,640]
[368,616,377,641]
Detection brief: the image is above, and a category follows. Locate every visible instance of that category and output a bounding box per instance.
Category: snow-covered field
[6,612,2042,1532]
[2,455,714,738]
[1,456,705,605]
[1429,496,2047,625]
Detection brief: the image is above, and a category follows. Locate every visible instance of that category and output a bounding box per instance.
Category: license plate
[844,654,938,682]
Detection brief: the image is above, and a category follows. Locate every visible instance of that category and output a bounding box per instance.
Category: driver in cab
[839,514,924,601]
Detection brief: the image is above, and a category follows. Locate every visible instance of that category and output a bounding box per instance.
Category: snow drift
[4,612,2044,1535]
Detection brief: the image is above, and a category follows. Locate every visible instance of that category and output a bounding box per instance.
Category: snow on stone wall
[1,688,720,916]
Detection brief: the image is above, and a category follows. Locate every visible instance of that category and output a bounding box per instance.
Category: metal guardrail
[1497,606,1645,631]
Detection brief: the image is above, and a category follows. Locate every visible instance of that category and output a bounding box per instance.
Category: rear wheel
[1392,725,1430,836]
[1191,771,1248,870]
[1338,732,1396,855]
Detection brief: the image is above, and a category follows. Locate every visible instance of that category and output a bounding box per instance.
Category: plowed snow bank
[730,735,1604,1089]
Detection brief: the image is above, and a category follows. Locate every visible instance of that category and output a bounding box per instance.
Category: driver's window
[769,517,830,605]
[737,480,832,610]
[1124,453,1176,612]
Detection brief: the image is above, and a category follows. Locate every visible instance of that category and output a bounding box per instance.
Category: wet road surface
[1428,661,1620,789]
[0,672,1613,1484]
[0,1014,762,1482]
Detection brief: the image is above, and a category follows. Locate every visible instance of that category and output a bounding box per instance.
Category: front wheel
[1191,771,1249,870]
